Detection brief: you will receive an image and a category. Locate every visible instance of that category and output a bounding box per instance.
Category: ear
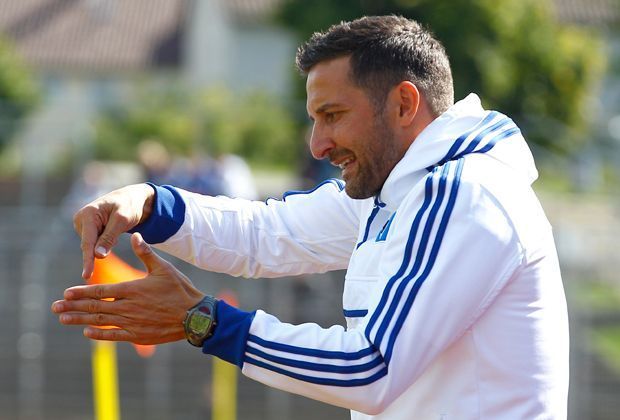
[394,81,420,127]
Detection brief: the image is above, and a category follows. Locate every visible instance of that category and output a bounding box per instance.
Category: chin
[344,183,376,200]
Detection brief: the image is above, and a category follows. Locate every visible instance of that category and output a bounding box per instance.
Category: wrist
[128,183,185,244]
[139,183,156,224]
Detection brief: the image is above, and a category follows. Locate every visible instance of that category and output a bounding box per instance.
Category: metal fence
[1,189,619,419]
[0,201,350,420]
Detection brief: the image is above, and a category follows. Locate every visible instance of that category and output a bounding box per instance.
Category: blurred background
[0,0,618,419]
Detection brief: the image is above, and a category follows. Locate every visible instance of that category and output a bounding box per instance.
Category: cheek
[335,117,372,150]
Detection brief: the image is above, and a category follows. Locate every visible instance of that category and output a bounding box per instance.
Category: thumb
[131,232,166,273]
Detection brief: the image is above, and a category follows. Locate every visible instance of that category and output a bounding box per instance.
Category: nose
[309,123,334,160]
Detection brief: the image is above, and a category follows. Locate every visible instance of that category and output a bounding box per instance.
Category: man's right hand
[74,183,155,280]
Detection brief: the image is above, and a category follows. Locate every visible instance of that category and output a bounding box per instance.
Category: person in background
[216,152,258,200]
[137,140,174,186]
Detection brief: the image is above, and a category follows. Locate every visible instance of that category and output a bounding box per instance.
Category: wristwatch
[183,295,218,347]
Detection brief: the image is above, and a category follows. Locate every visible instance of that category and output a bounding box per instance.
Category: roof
[552,0,620,26]
[0,0,187,72]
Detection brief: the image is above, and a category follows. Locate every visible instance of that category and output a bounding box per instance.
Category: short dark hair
[296,15,454,116]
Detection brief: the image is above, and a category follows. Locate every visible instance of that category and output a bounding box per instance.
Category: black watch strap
[183,295,218,347]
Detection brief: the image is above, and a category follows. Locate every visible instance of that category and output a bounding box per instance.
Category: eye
[325,112,338,123]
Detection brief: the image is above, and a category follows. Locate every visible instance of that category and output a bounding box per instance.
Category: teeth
[338,158,354,169]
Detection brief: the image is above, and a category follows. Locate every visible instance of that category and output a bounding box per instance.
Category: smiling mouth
[330,155,355,170]
[337,157,355,169]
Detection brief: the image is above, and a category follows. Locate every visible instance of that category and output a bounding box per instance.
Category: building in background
[0,0,294,197]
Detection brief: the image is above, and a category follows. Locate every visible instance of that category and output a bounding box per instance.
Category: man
[52,16,569,419]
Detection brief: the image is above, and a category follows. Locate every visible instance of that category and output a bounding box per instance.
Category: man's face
[306,56,405,199]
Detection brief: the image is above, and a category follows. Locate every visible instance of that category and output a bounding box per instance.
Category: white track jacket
[136,94,569,419]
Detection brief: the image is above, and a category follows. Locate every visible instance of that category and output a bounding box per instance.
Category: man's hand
[74,184,155,280]
[51,233,205,345]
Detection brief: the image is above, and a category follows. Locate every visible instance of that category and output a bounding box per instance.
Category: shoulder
[393,156,539,249]
[458,154,553,252]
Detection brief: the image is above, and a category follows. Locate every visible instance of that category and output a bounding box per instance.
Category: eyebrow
[306,102,344,122]
[315,103,339,114]
[307,102,340,120]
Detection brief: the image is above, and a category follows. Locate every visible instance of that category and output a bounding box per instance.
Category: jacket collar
[375,93,538,212]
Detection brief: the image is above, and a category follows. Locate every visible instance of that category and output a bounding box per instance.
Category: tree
[94,86,299,169]
[277,0,605,153]
[0,37,39,151]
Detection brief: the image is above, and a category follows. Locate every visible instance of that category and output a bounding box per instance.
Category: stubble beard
[344,114,402,200]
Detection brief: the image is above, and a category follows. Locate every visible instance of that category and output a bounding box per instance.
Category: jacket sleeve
[132,180,362,278]
[201,159,526,414]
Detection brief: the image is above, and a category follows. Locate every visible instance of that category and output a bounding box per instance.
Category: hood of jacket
[377,93,538,212]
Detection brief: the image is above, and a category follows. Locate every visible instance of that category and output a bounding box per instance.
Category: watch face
[189,313,212,334]
[184,296,217,346]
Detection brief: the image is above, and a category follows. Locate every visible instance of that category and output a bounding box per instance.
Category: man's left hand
[51,233,205,345]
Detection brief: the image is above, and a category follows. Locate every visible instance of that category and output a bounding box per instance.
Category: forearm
[204,303,392,414]
[134,183,360,278]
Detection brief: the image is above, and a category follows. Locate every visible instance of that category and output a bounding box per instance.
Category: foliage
[277,0,605,154]
[94,86,299,168]
[0,37,39,151]
[570,281,620,375]
[571,280,620,312]
[593,326,620,375]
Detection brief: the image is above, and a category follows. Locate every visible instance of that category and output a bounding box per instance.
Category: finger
[84,327,133,342]
[51,300,63,313]
[58,312,126,327]
[94,212,128,258]
[63,283,128,300]
[51,298,119,314]
[131,233,168,273]
[80,221,100,280]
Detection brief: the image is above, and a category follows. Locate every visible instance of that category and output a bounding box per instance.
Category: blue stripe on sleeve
[247,334,377,360]
[128,183,186,244]
[432,111,497,169]
[373,163,451,348]
[471,127,520,156]
[244,355,388,387]
[246,345,384,374]
[450,118,513,160]
[383,158,464,364]
[429,111,518,171]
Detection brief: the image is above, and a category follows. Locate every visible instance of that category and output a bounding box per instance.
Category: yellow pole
[92,340,120,420]
[212,357,237,420]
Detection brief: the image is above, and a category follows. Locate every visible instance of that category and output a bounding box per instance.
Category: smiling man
[52,16,569,419]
